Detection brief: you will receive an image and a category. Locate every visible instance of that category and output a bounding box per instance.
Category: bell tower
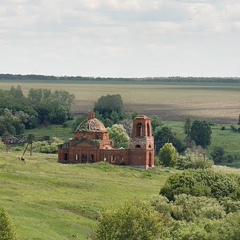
[130,115,154,168]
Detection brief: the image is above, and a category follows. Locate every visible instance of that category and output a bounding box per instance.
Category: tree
[151,115,163,132]
[154,126,185,154]
[27,89,75,125]
[184,117,192,147]
[190,120,212,147]
[107,124,130,149]
[184,117,192,137]
[94,94,124,122]
[211,146,225,164]
[95,199,161,240]
[0,206,17,240]
[159,143,179,167]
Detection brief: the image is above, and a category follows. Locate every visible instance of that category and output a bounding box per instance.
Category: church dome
[76,112,107,132]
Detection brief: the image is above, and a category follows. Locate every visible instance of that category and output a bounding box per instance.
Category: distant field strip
[0,82,239,123]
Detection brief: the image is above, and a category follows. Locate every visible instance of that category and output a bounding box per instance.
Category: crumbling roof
[76,117,107,132]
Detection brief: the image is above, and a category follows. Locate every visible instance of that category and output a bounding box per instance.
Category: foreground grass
[0,152,173,240]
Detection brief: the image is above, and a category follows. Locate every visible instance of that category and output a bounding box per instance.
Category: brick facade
[58,112,154,169]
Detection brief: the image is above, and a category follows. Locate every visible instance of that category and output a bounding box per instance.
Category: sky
[0,0,240,78]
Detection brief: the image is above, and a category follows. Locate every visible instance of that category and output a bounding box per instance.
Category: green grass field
[0,153,174,240]
[0,81,239,124]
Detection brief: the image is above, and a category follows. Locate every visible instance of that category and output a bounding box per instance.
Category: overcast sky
[0,0,240,77]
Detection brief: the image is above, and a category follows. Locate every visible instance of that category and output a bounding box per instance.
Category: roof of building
[76,112,107,132]
[134,115,149,120]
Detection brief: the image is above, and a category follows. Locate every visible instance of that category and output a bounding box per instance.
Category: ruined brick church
[58,112,154,168]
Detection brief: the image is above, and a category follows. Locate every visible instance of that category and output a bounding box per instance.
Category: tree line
[1,74,240,83]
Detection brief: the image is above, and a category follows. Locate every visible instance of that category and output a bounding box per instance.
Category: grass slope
[0,152,173,240]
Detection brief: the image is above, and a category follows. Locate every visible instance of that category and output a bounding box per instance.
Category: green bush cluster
[11,137,63,154]
[211,146,238,164]
[150,194,240,240]
[94,199,161,240]
[177,150,213,169]
[160,169,240,201]
[95,194,240,240]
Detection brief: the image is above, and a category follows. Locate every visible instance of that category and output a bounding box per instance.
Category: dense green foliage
[0,206,17,240]
[190,120,212,147]
[0,86,74,137]
[94,94,124,126]
[11,137,63,154]
[107,124,130,149]
[27,88,75,124]
[151,194,240,240]
[177,148,213,170]
[159,143,179,167]
[160,169,240,201]
[95,200,161,240]
[154,125,185,154]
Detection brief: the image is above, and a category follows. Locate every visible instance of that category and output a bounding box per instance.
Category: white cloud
[0,0,239,77]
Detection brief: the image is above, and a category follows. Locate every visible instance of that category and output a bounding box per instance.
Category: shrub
[94,199,161,240]
[0,206,17,240]
[177,149,213,170]
[160,169,240,201]
[211,146,225,164]
[159,143,179,167]
[0,139,5,151]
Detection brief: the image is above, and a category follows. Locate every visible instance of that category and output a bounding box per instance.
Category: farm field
[0,81,239,124]
[0,152,173,240]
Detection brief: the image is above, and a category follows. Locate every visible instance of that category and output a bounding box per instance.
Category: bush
[0,206,17,240]
[160,169,240,201]
[152,194,225,222]
[0,139,5,151]
[159,143,179,167]
[211,146,225,164]
[177,150,213,170]
[94,199,161,240]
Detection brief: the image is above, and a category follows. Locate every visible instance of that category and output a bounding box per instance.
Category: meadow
[1,152,240,239]
[0,80,239,124]
[0,152,173,240]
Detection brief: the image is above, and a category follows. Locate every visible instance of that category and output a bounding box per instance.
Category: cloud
[0,0,239,77]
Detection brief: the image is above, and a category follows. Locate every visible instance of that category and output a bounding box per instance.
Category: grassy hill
[0,152,174,240]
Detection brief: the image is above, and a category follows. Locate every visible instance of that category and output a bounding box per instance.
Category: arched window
[136,123,142,136]
[147,123,151,136]
[135,144,141,149]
